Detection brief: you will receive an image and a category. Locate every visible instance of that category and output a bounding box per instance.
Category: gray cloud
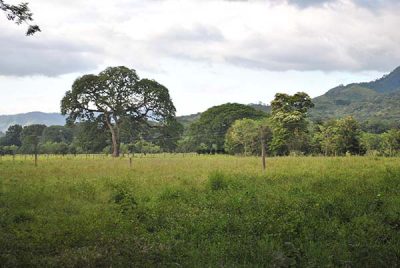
[140,0,400,72]
[160,25,224,42]
[0,31,101,77]
[1,0,400,77]
[224,0,399,9]
[145,25,225,63]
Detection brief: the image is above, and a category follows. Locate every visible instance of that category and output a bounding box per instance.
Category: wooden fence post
[261,135,266,171]
[260,125,269,172]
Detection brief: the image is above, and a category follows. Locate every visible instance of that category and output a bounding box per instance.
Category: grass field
[1,154,400,267]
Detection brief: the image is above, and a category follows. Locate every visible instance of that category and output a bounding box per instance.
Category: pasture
[1,155,400,267]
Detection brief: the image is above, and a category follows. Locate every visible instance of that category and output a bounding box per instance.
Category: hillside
[0,112,66,132]
[311,66,400,124]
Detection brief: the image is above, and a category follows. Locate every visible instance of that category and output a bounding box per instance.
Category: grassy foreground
[1,155,400,267]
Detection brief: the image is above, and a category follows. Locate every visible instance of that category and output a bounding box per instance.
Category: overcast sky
[1,0,399,115]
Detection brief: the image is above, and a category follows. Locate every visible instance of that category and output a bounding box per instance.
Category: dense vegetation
[311,66,400,126]
[2,94,400,157]
[3,65,400,157]
[1,155,400,266]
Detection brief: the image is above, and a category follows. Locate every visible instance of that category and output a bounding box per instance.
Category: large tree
[270,92,314,155]
[188,103,266,153]
[61,66,176,157]
[0,0,40,35]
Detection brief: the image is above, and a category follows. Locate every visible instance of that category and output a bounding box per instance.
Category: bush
[208,171,228,191]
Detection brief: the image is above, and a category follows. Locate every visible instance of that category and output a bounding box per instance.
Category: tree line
[0,120,182,156]
[1,66,400,157]
[183,93,400,157]
[1,93,400,157]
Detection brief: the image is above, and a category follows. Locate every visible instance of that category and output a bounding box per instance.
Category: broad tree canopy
[189,103,266,153]
[61,66,176,157]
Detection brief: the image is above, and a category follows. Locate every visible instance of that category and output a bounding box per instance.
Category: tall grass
[0,155,399,266]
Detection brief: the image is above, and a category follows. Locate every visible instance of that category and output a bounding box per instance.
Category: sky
[1,0,400,116]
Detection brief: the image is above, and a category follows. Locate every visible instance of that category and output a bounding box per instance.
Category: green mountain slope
[311,66,400,124]
[360,66,400,93]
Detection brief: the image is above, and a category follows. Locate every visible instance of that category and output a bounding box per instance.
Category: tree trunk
[110,127,120,157]
[261,139,266,171]
[105,116,120,157]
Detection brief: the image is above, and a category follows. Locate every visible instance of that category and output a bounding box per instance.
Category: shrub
[208,171,228,191]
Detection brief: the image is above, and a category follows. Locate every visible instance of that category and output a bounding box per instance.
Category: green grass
[1,154,400,267]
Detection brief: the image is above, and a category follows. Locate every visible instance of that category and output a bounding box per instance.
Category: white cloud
[0,0,399,114]
[1,0,399,76]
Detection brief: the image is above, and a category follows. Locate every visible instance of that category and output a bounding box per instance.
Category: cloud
[223,0,398,9]
[0,0,400,77]
[0,30,101,76]
[139,0,400,72]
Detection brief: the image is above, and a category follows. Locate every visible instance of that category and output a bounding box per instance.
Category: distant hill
[311,66,400,124]
[0,112,66,132]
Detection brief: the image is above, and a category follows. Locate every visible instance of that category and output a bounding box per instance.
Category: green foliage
[39,142,69,155]
[1,144,18,155]
[153,119,184,152]
[41,125,73,144]
[188,103,266,152]
[225,118,272,155]
[0,124,22,146]
[133,140,161,154]
[61,66,176,157]
[208,171,228,190]
[270,92,314,155]
[73,121,109,153]
[20,124,46,154]
[176,136,197,153]
[318,117,362,156]
[311,66,400,124]
[335,116,362,155]
[381,129,400,156]
[360,132,382,155]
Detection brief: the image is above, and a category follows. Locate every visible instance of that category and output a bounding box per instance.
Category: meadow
[1,154,400,267]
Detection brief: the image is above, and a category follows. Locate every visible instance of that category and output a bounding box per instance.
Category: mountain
[358,66,400,93]
[0,112,66,132]
[311,66,400,125]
